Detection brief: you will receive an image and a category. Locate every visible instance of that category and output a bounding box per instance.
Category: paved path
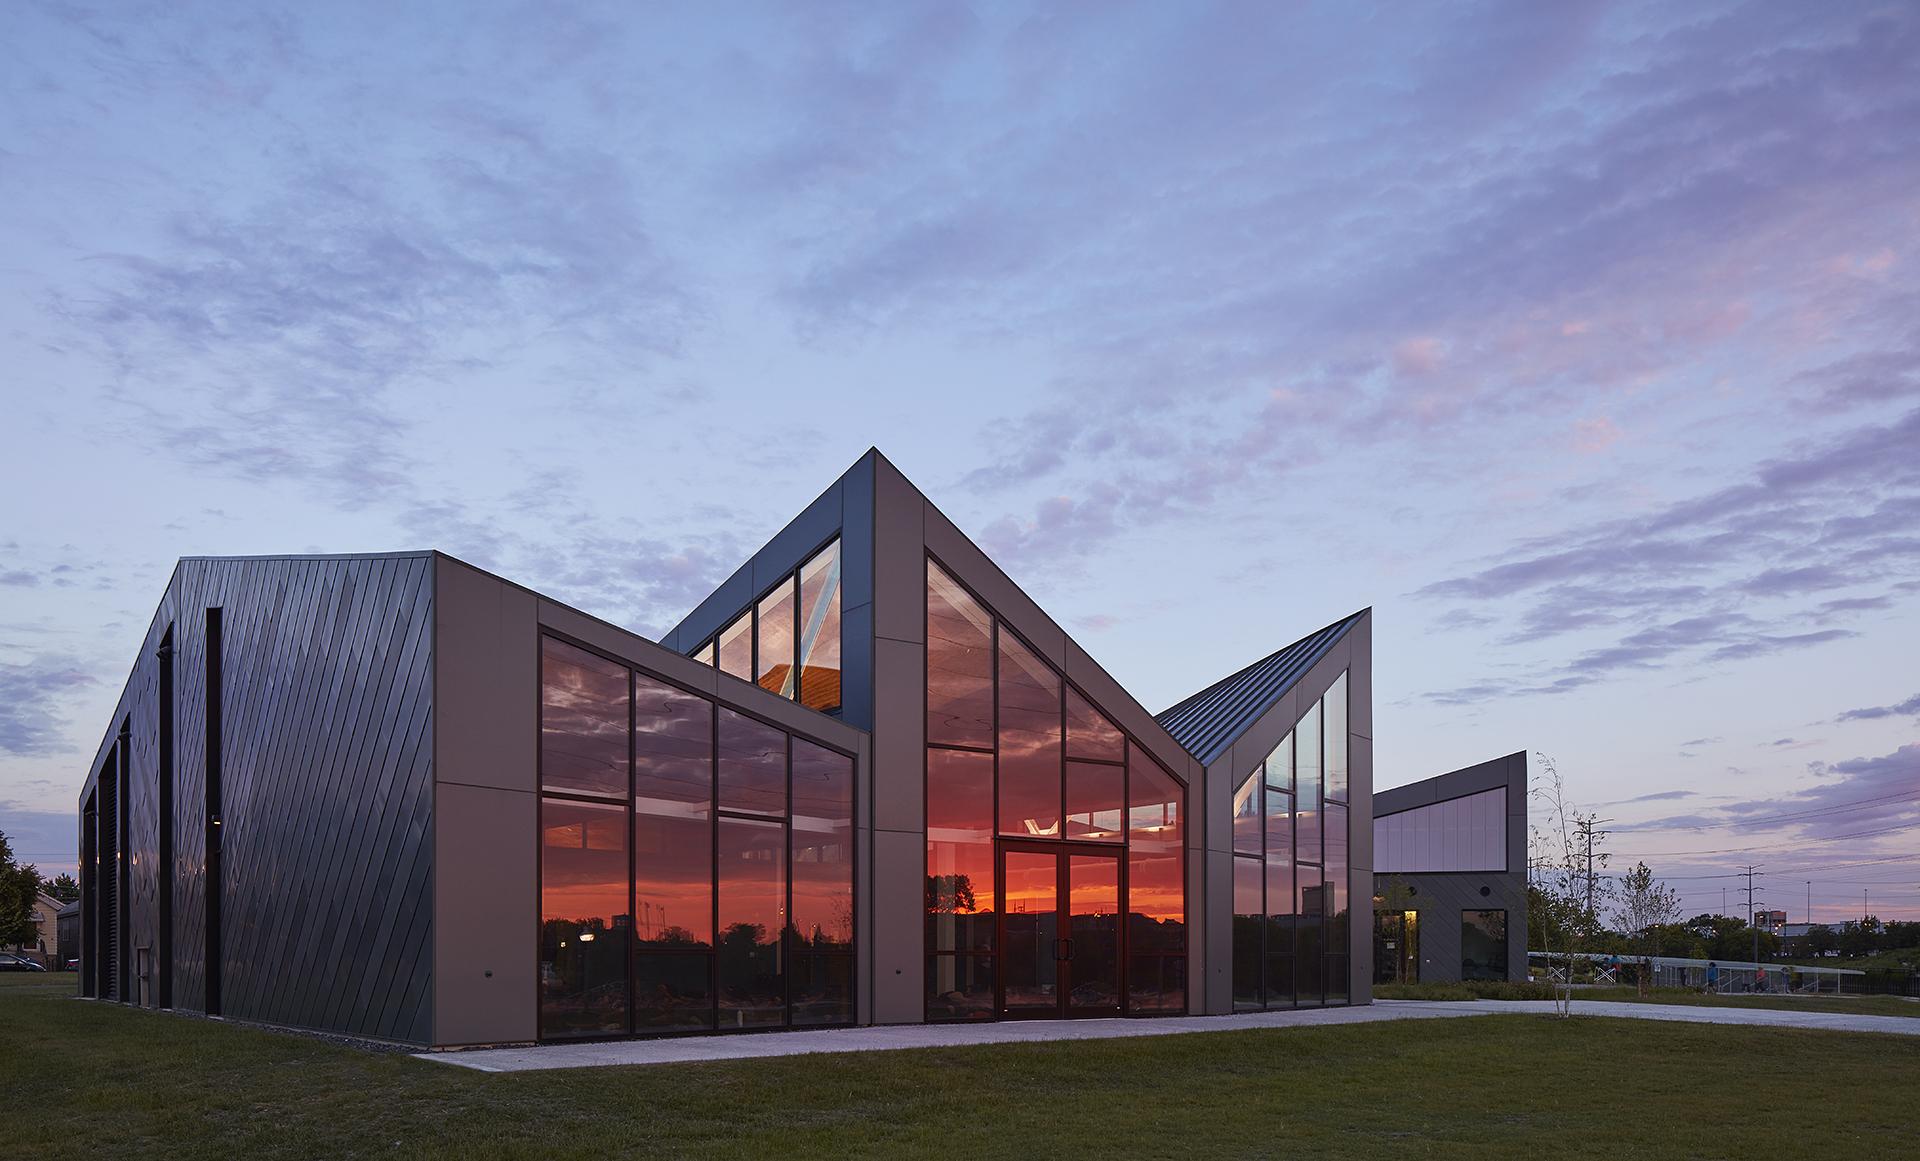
[1417,998,1920,1038]
[420,1003,1485,1072]
[418,998,1917,1073]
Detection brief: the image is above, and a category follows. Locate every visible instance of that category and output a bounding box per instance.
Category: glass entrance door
[997,843,1123,1018]
[1372,909,1419,984]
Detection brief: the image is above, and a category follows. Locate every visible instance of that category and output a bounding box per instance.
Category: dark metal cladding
[75,553,436,1045]
[1154,611,1366,766]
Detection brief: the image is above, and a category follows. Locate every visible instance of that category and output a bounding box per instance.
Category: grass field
[1375,980,1920,1018]
[4,974,1918,1160]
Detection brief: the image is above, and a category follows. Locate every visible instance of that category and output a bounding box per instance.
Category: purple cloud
[0,657,98,758]
[1837,694,1920,722]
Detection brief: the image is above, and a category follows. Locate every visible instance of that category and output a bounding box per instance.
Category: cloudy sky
[2,1,1915,921]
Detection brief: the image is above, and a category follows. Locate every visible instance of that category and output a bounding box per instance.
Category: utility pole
[1742,864,1765,966]
[1806,880,1811,926]
[1576,816,1613,916]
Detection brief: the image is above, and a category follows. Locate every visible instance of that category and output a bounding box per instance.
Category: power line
[1617,822,1919,858]
[1641,855,1920,881]
[1615,791,1920,832]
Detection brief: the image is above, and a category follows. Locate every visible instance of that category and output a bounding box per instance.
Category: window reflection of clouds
[540,637,629,798]
[538,634,856,1038]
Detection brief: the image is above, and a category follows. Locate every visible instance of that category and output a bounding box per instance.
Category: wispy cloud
[1837,693,1920,722]
[0,657,97,758]
[1416,407,1919,701]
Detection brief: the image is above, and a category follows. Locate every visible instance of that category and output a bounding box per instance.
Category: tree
[1804,924,1838,957]
[926,873,978,917]
[1609,861,1684,995]
[0,831,43,949]
[1839,918,1880,958]
[45,873,80,903]
[1527,753,1607,1017]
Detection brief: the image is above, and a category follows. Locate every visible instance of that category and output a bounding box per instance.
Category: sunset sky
[2,2,1915,921]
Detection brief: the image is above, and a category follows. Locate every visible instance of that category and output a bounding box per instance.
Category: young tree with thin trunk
[1528,753,1606,1017]
[1609,861,1683,996]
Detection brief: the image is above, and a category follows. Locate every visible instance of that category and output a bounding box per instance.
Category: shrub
[1373,983,1476,1001]
[1461,980,1560,1001]
[1374,980,1562,1002]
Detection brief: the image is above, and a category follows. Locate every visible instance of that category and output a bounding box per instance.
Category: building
[1755,910,1788,935]
[1370,752,1527,984]
[56,900,80,970]
[8,890,67,967]
[73,450,1372,1047]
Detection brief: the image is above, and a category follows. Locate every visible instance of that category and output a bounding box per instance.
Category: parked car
[0,953,48,972]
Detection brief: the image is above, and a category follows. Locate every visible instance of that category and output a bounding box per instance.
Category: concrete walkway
[1417,998,1920,1038]
[420,1003,1485,1072]
[418,998,1918,1073]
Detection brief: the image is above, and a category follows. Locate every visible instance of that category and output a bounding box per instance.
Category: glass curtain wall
[1230,671,1351,1009]
[699,539,843,715]
[539,635,855,1040]
[923,558,1187,1020]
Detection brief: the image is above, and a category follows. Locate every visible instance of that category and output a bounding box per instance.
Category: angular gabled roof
[1154,610,1366,766]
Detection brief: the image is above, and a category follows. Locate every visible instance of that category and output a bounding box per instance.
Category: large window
[696,540,842,714]
[1229,671,1351,1010]
[539,634,856,1040]
[1462,910,1508,981]
[923,558,1187,1020]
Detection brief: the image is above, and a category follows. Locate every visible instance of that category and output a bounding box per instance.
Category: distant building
[56,900,80,969]
[1370,753,1528,984]
[1756,910,1788,935]
[7,890,66,967]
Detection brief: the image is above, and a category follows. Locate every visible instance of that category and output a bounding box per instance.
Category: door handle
[1062,938,1074,962]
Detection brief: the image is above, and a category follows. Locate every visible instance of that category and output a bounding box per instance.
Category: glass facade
[923,558,1186,1020]
[696,539,842,715]
[1229,672,1351,1009]
[539,634,856,1040]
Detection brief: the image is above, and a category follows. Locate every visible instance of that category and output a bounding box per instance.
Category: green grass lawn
[4,974,1917,1160]
[1779,947,1920,973]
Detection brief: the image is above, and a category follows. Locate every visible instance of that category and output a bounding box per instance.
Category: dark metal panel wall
[213,555,436,1043]
[171,565,214,1012]
[76,553,437,1044]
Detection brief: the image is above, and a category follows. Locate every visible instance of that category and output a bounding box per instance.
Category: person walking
[1706,961,1719,993]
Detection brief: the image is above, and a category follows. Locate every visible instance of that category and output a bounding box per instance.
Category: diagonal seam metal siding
[1154,611,1365,766]
[78,554,436,1044]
